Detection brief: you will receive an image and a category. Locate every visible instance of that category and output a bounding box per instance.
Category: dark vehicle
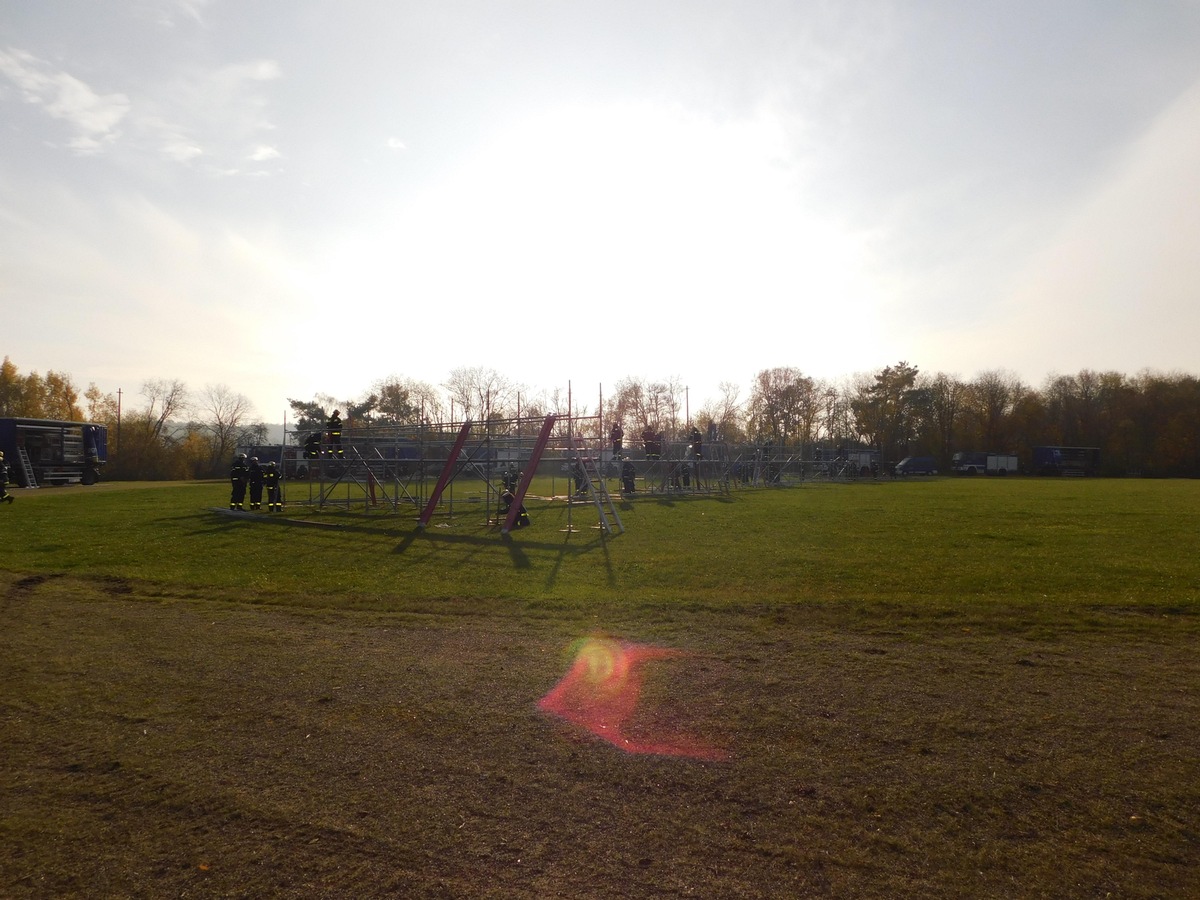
[1033,446,1100,476]
[952,451,1018,475]
[895,456,938,475]
[0,418,107,486]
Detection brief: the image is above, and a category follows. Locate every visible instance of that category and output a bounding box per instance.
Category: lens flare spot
[539,637,728,761]
[579,638,619,684]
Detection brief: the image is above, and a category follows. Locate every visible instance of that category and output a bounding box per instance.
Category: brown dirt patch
[1,574,1198,897]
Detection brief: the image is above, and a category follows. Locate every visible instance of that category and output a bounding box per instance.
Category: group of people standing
[609,421,706,494]
[229,454,283,512]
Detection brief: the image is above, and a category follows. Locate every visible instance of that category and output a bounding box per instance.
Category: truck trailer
[1032,446,1100,476]
[951,451,1018,475]
[0,418,107,486]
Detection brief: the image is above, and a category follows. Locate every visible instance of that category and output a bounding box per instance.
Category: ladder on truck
[16,448,38,488]
[568,443,623,535]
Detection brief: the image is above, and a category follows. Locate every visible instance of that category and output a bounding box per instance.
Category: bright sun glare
[306,102,889,396]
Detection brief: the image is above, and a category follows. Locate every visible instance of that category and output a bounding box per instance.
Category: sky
[3,0,1199,422]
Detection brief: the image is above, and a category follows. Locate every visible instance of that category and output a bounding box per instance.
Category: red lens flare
[538,638,728,761]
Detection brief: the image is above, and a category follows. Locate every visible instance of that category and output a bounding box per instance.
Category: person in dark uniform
[502,466,520,494]
[621,457,637,494]
[689,425,703,489]
[0,451,13,504]
[327,410,344,457]
[571,458,586,495]
[247,457,265,510]
[304,431,322,461]
[263,460,282,512]
[500,489,530,528]
[610,421,624,457]
[642,427,656,458]
[229,453,249,510]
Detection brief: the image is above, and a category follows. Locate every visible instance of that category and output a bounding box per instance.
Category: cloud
[167,0,211,26]
[0,48,131,154]
[140,59,281,169]
[135,0,213,28]
[0,45,282,172]
[161,138,204,162]
[386,137,407,150]
[248,145,280,161]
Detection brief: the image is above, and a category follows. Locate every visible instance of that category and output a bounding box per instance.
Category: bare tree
[142,379,190,439]
[200,384,256,466]
[443,367,517,421]
[606,377,649,430]
[696,381,743,443]
[645,378,684,437]
[814,380,852,446]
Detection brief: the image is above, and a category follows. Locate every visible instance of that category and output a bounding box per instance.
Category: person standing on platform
[263,461,283,512]
[229,453,249,510]
[642,427,657,458]
[327,409,344,458]
[247,457,265,510]
[610,421,624,457]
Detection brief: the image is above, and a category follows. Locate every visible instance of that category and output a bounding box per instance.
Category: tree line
[0,358,266,480]
[4,357,1198,478]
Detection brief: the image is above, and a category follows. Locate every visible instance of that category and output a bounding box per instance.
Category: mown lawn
[1,477,1198,897]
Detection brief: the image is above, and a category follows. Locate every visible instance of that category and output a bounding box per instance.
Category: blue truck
[0,417,107,486]
[1032,446,1100,476]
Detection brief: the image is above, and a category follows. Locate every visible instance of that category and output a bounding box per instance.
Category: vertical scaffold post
[502,414,557,534]
[416,420,473,529]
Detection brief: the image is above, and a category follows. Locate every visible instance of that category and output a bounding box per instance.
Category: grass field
[2,477,1198,897]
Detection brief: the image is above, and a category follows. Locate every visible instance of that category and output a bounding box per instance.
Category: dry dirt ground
[2,573,1198,898]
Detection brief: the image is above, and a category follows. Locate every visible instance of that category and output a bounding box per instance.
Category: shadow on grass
[640,491,737,508]
[393,523,618,586]
[193,508,414,537]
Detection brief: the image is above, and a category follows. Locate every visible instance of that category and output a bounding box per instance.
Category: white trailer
[986,454,1018,475]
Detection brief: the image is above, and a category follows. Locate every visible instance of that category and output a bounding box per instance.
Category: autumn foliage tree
[6,356,1200,478]
[0,357,84,420]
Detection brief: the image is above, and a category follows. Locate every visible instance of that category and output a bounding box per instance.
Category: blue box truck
[0,418,107,486]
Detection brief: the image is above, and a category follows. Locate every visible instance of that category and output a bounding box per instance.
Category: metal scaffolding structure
[264,410,887,534]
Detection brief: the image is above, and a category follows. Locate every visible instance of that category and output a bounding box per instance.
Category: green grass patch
[3,477,1198,629]
[2,478,1199,896]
